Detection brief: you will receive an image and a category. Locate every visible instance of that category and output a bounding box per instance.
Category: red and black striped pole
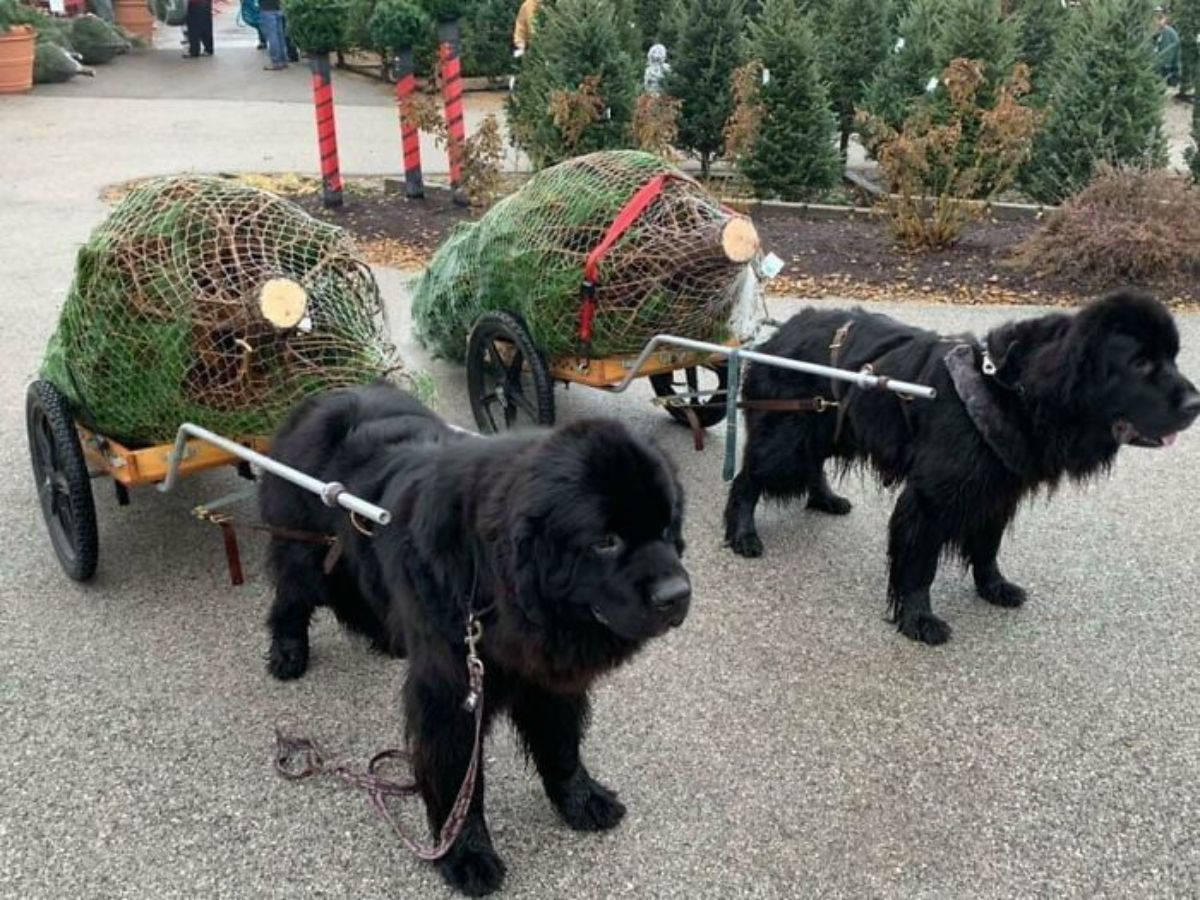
[394,47,424,200]
[436,19,470,207]
[309,52,344,209]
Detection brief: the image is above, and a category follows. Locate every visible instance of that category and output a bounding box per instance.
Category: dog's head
[992,291,1200,451]
[511,420,690,643]
[1066,292,1200,448]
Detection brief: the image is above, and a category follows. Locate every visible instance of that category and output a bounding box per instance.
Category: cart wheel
[26,380,98,582]
[467,311,555,434]
[650,364,730,429]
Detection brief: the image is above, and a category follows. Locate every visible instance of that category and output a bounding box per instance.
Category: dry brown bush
[1013,165,1200,283]
[858,59,1043,250]
[632,93,681,159]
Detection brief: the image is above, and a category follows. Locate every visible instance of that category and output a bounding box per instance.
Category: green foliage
[860,0,945,145]
[461,0,516,78]
[824,0,892,157]
[412,151,739,361]
[367,0,429,51]
[40,177,400,444]
[1022,0,1165,204]
[421,0,467,22]
[637,0,678,46]
[507,0,639,169]
[1175,0,1200,93]
[1011,0,1069,93]
[740,0,840,199]
[933,0,1016,104]
[666,0,747,176]
[283,0,350,53]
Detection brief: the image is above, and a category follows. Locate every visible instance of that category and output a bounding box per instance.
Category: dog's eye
[1132,356,1155,377]
[593,534,624,559]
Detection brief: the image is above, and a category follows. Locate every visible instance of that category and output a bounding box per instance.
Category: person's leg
[184,2,202,56]
[262,10,287,67]
[199,0,213,54]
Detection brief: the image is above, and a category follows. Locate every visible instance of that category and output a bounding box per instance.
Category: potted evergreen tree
[0,0,37,94]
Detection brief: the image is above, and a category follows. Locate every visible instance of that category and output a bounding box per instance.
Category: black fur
[724,291,1200,645]
[259,382,690,896]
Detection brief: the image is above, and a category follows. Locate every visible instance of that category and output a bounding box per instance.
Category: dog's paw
[267,639,309,681]
[978,579,1027,608]
[728,532,764,558]
[899,613,952,646]
[807,493,853,515]
[552,773,627,832]
[437,843,506,897]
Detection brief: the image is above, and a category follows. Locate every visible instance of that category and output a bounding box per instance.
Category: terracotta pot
[0,25,36,94]
[114,0,155,43]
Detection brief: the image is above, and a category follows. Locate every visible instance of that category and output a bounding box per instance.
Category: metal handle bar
[600,334,938,400]
[157,423,392,526]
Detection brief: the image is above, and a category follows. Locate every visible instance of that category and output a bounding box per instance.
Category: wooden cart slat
[548,343,736,388]
[78,427,269,488]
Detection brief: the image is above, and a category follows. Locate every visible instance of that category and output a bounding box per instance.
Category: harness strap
[578,173,682,348]
[275,614,488,862]
[739,397,837,413]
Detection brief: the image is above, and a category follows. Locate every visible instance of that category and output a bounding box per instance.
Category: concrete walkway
[2,10,1200,898]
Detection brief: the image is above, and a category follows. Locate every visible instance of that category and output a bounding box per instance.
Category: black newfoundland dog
[725,291,1200,645]
[259,382,690,896]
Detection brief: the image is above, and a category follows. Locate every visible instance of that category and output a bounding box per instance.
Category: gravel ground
[2,14,1200,899]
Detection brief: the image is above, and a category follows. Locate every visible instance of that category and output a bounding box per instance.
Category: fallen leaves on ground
[359,238,431,270]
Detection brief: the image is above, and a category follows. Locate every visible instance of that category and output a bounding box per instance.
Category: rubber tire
[467,311,555,434]
[26,380,99,581]
[650,364,730,429]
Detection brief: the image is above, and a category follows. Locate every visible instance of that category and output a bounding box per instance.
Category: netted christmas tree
[1022,0,1165,205]
[739,0,840,200]
[667,0,747,176]
[507,0,639,169]
[41,177,405,445]
[823,0,892,157]
[412,150,759,361]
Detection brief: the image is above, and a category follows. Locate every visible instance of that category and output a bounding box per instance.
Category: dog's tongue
[1163,432,1179,447]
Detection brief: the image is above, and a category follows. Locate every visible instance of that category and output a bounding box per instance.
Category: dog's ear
[511,518,546,626]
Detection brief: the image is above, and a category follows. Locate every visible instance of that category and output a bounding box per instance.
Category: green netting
[41,176,405,446]
[412,150,750,362]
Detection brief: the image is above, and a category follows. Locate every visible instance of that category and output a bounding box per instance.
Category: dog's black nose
[650,575,691,612]
[1183,392,1200,420]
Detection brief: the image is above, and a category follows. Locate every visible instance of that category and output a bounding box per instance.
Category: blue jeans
[261,10,287,66]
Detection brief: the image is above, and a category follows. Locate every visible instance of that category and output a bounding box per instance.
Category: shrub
[666,0,747,176]
[1022,0,1165,205]
[739,0,840,200]
[283,0,350,54]
[367,0,429,52]
[1013,165,1200,282]
[824,0,892,157]
[506,0,638,169]
[862,58,1043,249]
[632,92,683,157]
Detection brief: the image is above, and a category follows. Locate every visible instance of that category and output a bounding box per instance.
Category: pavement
[3,10,1200,899]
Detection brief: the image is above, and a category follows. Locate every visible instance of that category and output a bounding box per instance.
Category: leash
[274,609,488,862]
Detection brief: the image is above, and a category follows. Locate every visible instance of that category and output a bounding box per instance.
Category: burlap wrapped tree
[412,150,759,362]
[41,176,406,445]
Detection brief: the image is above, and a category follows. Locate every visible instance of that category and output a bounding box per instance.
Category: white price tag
[759,252,784,279]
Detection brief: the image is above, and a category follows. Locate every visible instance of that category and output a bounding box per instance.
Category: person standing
[1154,6,1182,86]
[260,0,289,69]
[183,0,213,58]
[512,0,538,57]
